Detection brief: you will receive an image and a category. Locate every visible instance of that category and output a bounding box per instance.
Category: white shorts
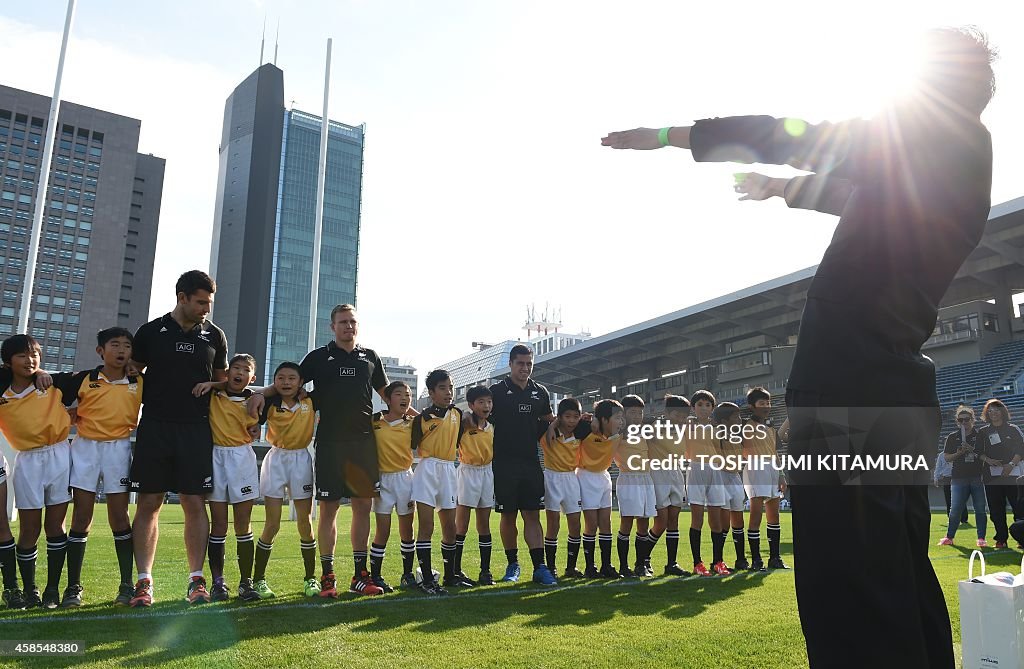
[743,466,780,500]
[577,468,612,511]
[374,469,414,515]
[260,446,314,500]
[412,457,457,510]
[0,453,8,485]
[686,464,725,508]
[651,468,687,509]
[13,442,71,510]
[616,472,656,518]
[70,436,131,494]
[721,471,746,512]
[209,445,259,504]
[544,469,582,514]
[457,463,494,509]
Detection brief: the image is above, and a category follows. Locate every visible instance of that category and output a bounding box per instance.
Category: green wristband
[658,127,672,147]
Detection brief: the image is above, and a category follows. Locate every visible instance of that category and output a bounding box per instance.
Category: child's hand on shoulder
[34,370,53,390]
[192,381,216,397]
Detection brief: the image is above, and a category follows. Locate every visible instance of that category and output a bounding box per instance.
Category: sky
[1,1,1022,386]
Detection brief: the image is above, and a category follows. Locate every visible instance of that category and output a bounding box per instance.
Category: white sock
[138,572,152,582]
[189,570,203,579]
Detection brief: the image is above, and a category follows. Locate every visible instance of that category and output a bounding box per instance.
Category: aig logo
[518,403,532,413]
[339,367,356,377]
[176,342,195,353]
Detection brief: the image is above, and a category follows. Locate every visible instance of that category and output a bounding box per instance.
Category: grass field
[0,504,1009,668]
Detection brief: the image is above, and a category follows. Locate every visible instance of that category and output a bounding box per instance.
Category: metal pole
[307,37,331,353]
[18,0,77,334]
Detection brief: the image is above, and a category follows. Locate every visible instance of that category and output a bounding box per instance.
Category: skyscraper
[0,84,164,371]
[210,64,365,384]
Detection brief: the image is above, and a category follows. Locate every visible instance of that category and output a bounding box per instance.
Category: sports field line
[0,570,781,626]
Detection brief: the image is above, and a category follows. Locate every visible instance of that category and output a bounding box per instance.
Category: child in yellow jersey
[685,390,729,577]
[0,334,73,610]
[192,354,261,602]
[615,395,656,578]
[649,394,691,576]
[410,369,463,595]
[454,386,495,586]
[252,362,319,599]
[55,327,142,608]
[742,387,788,571]
[369,381,415,592]
[540,398,589,578]
[713,402,748,572]
[577,399,622,579]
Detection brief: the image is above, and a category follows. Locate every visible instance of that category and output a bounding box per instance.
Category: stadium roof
[531,196,1024,395]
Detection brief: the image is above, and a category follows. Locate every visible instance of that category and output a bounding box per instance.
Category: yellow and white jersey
[373,413,414,473]
[647,427,685,461]
[61,368,142,441]
[614,435,649,473]
[0,382,71,451]
[412,405,463,462]
[209,389,258,447]
[685,420,721,461]
[541,427,586,473]
[743,421,778,458]
[459,419,493,466]
[577,431,618,473]
[719,436,743,472]
[263,396,317,451]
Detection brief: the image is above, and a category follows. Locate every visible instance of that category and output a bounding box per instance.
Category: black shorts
[130,416,214,495]
[493,461,544,513]
[314,436,380,501]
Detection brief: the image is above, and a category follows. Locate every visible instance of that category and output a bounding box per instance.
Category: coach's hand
[734,173,785,201]
[248,392,266,419]
[601,128,663,150]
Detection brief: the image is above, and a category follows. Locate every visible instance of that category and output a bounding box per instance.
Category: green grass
[0,506,1002,668]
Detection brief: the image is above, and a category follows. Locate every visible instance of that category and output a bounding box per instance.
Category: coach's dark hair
[384,380,411,400]
[426,369,452,392]
[594,399,623,433]
[983,398,1010,422]
[557,397,582,416]
[97,327,133,348]
[274,361,303,379]
[746,387,771,406]
[509,344,533,364]
[713,402,741,425]
[690,389,716,407]
[330,304,355,323]
[466,385,492,404]
[1,334,40,366]
[920,26,998,116]
[621,394,644,409]
[175,270,216,297]
[664,394,690,409]
[230,353,257,371]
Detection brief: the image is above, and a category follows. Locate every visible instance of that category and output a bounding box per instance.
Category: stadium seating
[933,339,1024,405]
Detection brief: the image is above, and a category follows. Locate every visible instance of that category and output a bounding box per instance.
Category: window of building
[983,313,1000,332]
[74,251,87,262]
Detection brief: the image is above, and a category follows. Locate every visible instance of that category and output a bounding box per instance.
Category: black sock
[566,535,581,570]
[112,529,134,585]
[301,540,317,580]
[454,534,466,574]
[767,523,781,560]
[441,542,456,582]
[479,534,492,573]
[529,546,545,570]
[17,545,37,591]
[254,540,273,581]
[369,543,386,579]
[544,537,557,572]
[353,550,368,578]
[599,533,612,568]
[46,533,67,591]
[689,528,702,565]
[617,532,630,570]
[237,533,255,581]
[0,539,16,589]
[732,526,746,562]
[583,534,596,570]
[400,540,415,576]
[634,532,650,567]
[748,529,762,562]
[416,542,433,582]
[208,534,226,581]
[505,548,518,566]
[66,530,88,587]
[711,531,725,565]
[666,530,679,565]
[320,552,334,577]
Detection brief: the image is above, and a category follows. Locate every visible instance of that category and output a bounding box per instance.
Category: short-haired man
[128,270,229,606]
[488,345,558,585]
[249,304,390,597]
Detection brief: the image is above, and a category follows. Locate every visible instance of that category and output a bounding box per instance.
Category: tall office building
[210,64,365,384]
[0,84,164,371]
